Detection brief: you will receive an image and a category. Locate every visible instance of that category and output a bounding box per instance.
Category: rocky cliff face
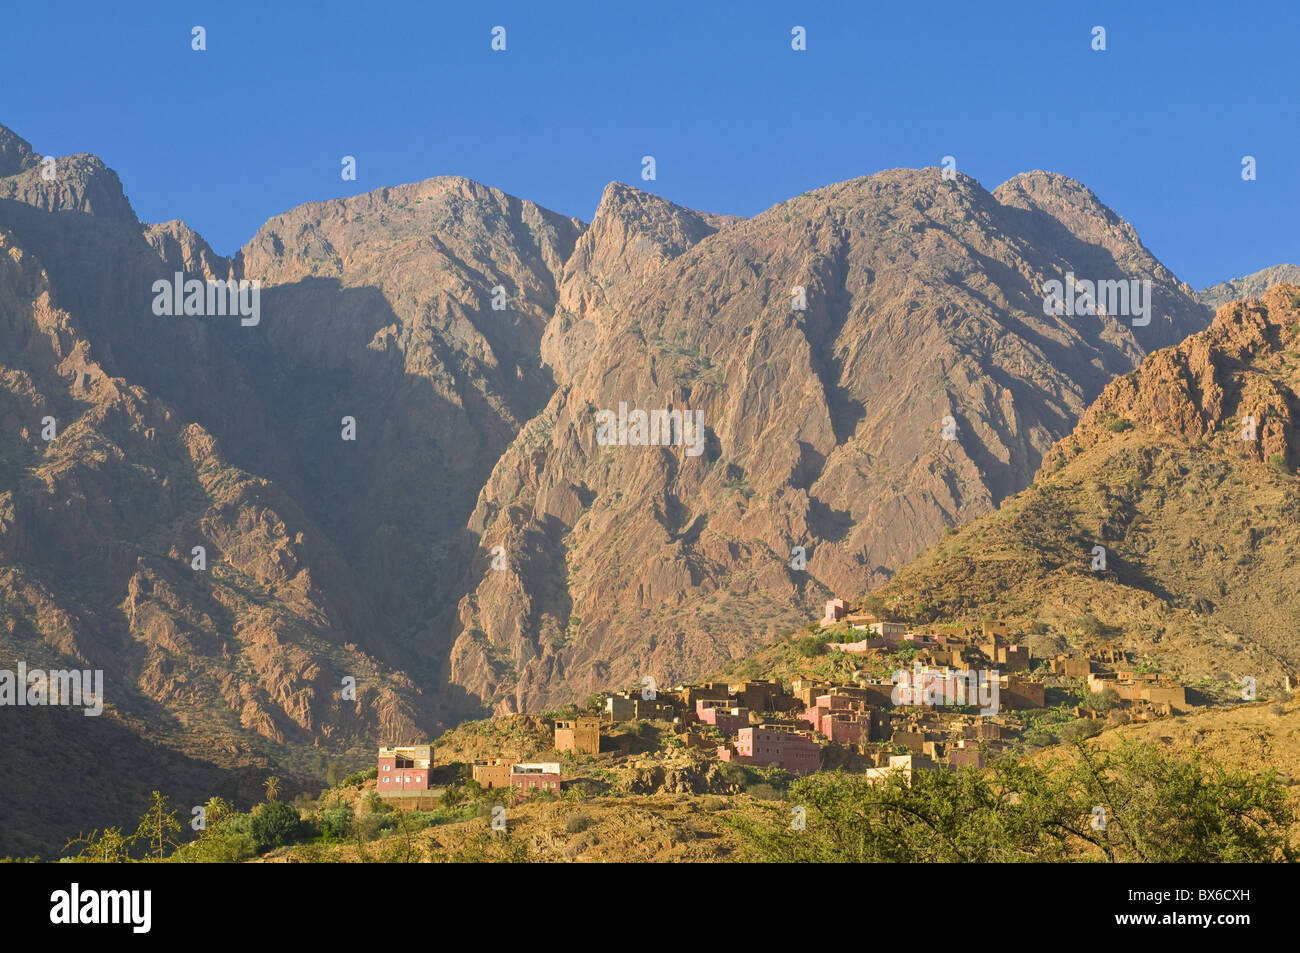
[0,126,445,852]
[855,284,1300,689]
[0,120,1220,851]
[452,170,1210,711]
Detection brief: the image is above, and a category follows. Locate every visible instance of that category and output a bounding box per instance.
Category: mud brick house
[1051,655,1092,678]
[998,674,1046,709]
[680,682,733,709]
[1087,671,1187,712]
[604,691,678,723]
[727,679,791,713]
[472,758,512,790]
[718,725,821,774]
[555,716,601,755]
[982,639,1031,672]
[510,762,562,795]
[855,679,896,708]
[948,745,985,769]
[791,678,831,707]
[962,720,1003,742]
[377,745,433,792]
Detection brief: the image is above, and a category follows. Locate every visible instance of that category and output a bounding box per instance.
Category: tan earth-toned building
[555,716,601,755]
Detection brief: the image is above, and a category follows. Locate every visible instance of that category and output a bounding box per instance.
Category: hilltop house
[555,716,601,755]
[378,745,433,792]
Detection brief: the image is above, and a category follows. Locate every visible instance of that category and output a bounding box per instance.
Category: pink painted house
[377,745,433,792]
[695,699,750,733]
[718,726,821,774]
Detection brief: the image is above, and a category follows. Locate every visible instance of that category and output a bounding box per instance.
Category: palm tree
[264,775,281,802]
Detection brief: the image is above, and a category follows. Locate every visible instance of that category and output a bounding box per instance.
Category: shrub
[1105,419,1132,433]
[341,767,378,788]
[793,634,827,657]
[319,804,354,841]
[251,801,305,853]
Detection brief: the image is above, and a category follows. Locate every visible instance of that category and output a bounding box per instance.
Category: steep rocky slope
[849,285,1300,692]
[1200,263,1300,310]
[0,119,1222,851]
[0,126,438,854]
[454,172,1210,711]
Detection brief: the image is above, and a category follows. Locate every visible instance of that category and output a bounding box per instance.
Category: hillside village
[373,599,1207,804]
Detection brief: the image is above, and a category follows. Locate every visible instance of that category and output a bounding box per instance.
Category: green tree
[64,827,132,863]
[263,775,281,802]
[251,801,303,853]
[729,742,1294,863]
[133,791,183,860]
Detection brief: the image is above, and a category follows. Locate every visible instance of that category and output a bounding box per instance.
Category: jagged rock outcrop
[453,170,1211,711]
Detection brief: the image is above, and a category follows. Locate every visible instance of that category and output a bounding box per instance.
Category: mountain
[453,171,1210,711]
[0,121,1214,852]
[850,284,1300,692]
[1200,264,1300,310]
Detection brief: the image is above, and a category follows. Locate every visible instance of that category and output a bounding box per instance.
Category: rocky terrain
[455,171,1210,711]
[1200,263,1300,310]
[843,284,1300,694]
[0,119,1227,854]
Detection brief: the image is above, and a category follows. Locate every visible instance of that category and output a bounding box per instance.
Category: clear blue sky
[2,0,1295,288]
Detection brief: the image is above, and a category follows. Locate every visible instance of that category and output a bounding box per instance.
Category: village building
[727,679,792,713]
[718,725,821,774]
[695,699,751,733]
[821,599,848,627]
[472,758,512,789]
[377,744,433,792]
[998,674,1046,710]
[555,716,601,755]
[604,691,678,723]
[864,753,938,786]
[510,762,562,795]
[1051,655,1092,678]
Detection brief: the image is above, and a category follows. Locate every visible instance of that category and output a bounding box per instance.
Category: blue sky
[2,0,1295,288]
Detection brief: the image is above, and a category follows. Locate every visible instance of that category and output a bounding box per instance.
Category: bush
[1105,419,1132,433]
[1269,453,1290,474]
[319,804,354,841]
[355,812,395,842]
[340,767,378,788]
[1057,719,1103,743]
[251,801,306,853]
[793,634,827,657]
[730,741,1295,862]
